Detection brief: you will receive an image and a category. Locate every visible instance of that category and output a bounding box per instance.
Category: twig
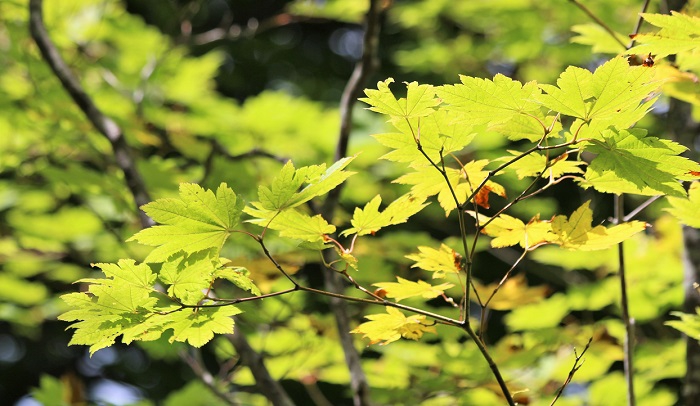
[623,195,660,222]
[28,0,153,228]
[567,0,628,50]
[550,337,593,406]
[627,0,653,49]
[614,194,636,406]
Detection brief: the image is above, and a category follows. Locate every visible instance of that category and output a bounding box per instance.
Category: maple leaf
[627,12,700,58]
[537,56,658,122]
[214,261,261,296]
[129,183,244,263]
[665,181,700,228]
[245,205,335,243]
[498,150,585,180]
[164,306,242,348]
[406,244,461,278]
[341,193,428,237]
[373,277,454,302]
[468,212,555,250]
[360,78,440,120]
[351,307,437,345]
[437,74,548,141]
[550,201,648,251]
[256,157,356,211]
[583,128,700,197]
[58,260,162,355]
[159,250,216,305]
[394,160,505,216]
[373,110,477,167]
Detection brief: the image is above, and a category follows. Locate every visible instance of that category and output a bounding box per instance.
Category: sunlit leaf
[537,57,657,122]
[341,193,429,236]
[373,277,454,302]
[468,212,555,250]
[360,78,439,120]
[627,12,700,58]
[665,181,700,228]
[583,129,700,197]
[256,157,356,211]
[351,307,437,345]
[129,183,244,263]
[245,205,335,243]
[160,250,216,305]
[406,244,461,278]
[550,201,648,251]
[498,150,585,180]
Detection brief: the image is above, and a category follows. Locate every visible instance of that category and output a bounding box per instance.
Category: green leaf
[627,12,700,58]
[583,128,700,197]
[214,263,261,296]
[351,307,437,345]
[665,181,700,228]
[437,74,547,140]
[497,150,584,179]
[373,277,454,302]
[550,201,648,251]
[257,156,355,211]
[537,57,657,122]
[160,250,216,305]
[373,110,476,166]
[165,305,242,348]
[341,193,428,236]
[245,205,335,243]
[406,244,461,279]
[129,183,244,263]
[360,78,439,120]
[395,160,505,215]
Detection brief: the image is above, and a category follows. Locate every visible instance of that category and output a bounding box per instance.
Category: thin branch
[550,337,593,406]
[614,194,636,406]
[28,0,153,228]
[627,0,653,49]
[568,0,628,50]
[623,195,661,222]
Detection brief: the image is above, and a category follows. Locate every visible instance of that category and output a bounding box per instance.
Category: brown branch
[627,0,653,49]
[181,348,238,406]
[316,1,384,405]
[28,0,152,228]
[228,324,296,406]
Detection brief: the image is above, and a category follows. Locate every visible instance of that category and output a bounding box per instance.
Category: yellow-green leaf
[360,78,439,120]
[406,244,461,278]
[468,212,554,250]
[374,277,454,302]
[551,201,648,251]
[351,307,437,345]
[665,181,700,228]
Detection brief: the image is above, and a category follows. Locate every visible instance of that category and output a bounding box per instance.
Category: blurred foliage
[0,0,699,405]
